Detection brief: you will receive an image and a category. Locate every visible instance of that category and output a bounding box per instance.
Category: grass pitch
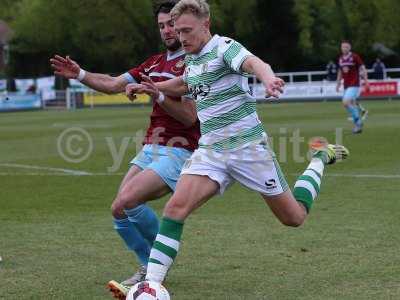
[1,100,399,299]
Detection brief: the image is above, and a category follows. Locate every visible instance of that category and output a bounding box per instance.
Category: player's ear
[203,18,210,31]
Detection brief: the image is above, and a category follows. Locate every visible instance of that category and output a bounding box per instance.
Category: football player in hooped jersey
[336,40,369,134]
[126,0,350,290]
[50,0,200,295]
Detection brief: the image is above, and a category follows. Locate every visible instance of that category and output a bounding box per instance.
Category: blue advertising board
[0,94,42,111]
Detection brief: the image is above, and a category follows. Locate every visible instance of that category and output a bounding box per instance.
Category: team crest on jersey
[201,63,209,73]
[171,60,185,74]
[176,60,185,68]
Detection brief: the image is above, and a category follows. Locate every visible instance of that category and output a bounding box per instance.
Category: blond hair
[171,0,210,19]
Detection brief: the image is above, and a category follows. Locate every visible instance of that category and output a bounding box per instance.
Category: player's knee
[342,101,351,107]
[280,214,305,227]
[163,196,190,220]
[111,200,125,219]
[117,189,141,210]
[282,219,303,227]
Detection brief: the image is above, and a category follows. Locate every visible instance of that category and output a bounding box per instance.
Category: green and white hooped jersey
[183,34,267,152]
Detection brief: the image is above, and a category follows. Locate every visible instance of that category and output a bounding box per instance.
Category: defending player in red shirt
[50,1,200,296]
[336,40,369,134]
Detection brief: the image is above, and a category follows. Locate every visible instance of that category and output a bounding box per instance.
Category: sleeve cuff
[234,54,255,73]
[123,72,138,84]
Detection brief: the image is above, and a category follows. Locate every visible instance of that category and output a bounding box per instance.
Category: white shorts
[181,142,289,195]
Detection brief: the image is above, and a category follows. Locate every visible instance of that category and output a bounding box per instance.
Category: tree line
[1,0,399,77]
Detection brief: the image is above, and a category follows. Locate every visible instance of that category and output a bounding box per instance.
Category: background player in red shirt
[336,40,369,134]
[50,0,200,291]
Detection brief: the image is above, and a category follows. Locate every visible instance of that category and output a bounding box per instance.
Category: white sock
[145,262,169,283]
[308,158,324,176]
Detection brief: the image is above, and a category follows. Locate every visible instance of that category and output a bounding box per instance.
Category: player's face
[341,42,351,55]
[174,13,210,54]
[158,12,181,51]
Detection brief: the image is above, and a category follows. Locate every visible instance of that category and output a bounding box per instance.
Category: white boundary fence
[250,68,400,101]
[1,68,400,111]
[251,80,400,102]
[271,68,400,83]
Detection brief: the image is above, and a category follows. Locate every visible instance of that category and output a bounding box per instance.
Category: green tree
[0,0,24,22]
[209,0,302,71]
[4,0,400,77]
[7,0,159,76]
[294,0,400,67]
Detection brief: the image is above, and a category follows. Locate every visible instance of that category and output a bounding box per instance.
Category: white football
[127,281,170,300]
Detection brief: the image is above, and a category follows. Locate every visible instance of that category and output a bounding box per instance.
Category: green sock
[293,158,324,212]
[146,217,184,283]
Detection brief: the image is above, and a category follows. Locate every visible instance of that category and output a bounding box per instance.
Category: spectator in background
[372,58,386,80]
[326,60,337,81]
[6,78,16,92]
[27,84,37,93]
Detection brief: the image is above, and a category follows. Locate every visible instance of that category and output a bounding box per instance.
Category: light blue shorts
[130,144,193,191]
[343,87,361,102]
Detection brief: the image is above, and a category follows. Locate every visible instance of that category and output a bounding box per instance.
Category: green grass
[1,101,400,299]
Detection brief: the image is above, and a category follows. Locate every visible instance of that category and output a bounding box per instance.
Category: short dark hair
[341,40,352,45]
[154,0,179,17]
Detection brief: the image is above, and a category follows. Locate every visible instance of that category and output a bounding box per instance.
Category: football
[127,281,170,300]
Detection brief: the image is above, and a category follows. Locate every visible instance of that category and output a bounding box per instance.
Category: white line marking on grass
[52,123,113,128]
[0,171,125,176]
[0,163,92,176]
[85,173,125,176]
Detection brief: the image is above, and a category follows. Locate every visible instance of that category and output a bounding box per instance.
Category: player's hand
[50,55,80,79]
[336,84,341,92]
[126,83,146,101]
[140,73,161,101]
[265,77,284,99]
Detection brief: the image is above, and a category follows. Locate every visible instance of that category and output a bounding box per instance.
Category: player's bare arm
[154,75,188,97]
[141,75,196,127]
[50,55,128,94]
[158,97,197,128]
[336,69,343,91]
[241,56,284,98]
[125,76,196,127]
[359,65,369,87]
[156,96,196,128]
[126,75,187,97]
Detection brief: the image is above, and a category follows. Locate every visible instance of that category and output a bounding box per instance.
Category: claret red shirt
[338,52,364,89]
[125,49,200,152]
